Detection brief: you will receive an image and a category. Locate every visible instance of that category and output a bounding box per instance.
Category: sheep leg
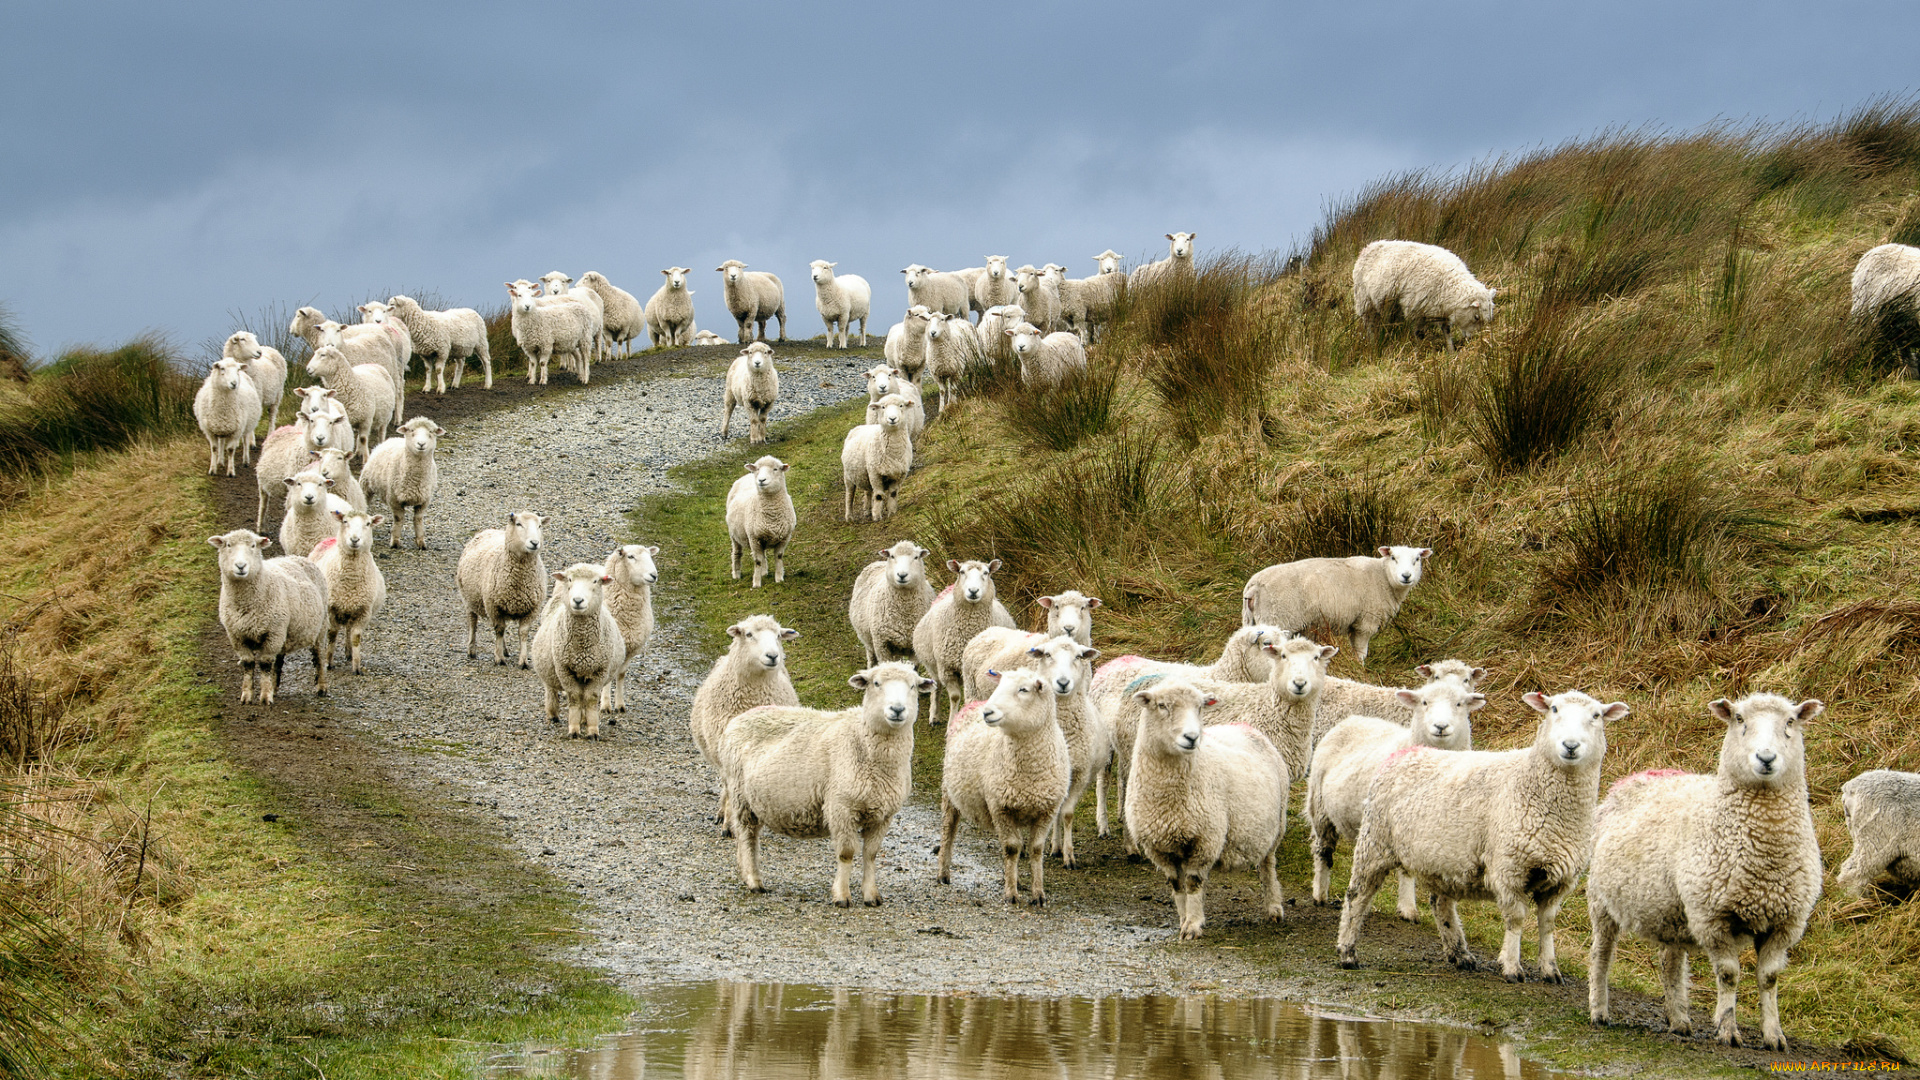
[719,396,734,438]
[736,317,751,344]
[1001,834,1023,904]
[1434,895,1477,969]
[730,539,744,581]
[1495,892,1532,981]
[936,797,960,884]
[1094,767,1108,837]
[480,352,492,390]
[1755,931,1791,1050]
[772,541,786,584]
[1056,794,1077,868]
[1534,887,1570,982]
[1335,839,1394,967]
[1260,847,1286,922]
[1180,871,1206,938]
[1587,907,1619,1025]
[584,681,603,738]
[1165,873,1186,933]
[465,612,480,658]
[516,620,533,669]
[860,826,885,907]
[312,637,328,695]
[545,683,562,727]
[1309,814,1338,905]
[1025,822,1047,906]
[775,311,786,341]
[831,829,857,907]
[264,653,284,705]
[748,539,766,589]
[1707,940,1745,1047]
[238,659,255,703]
[1348,627,1372,667]
[256,489,268,530]
[1395,871,1422,921]
[490,616,509,664]
[348,624,365,675]
[411,506,426,549]
[733,804,764,893]
[1660,945,1692,1036]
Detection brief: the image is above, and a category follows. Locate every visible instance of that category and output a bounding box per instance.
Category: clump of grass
[0,305,31,385]
[0,338,196,478]
[1278,477,1411,560]
[998,359,1119,451]
[0,638,71,769]
[1464,307,1616,471]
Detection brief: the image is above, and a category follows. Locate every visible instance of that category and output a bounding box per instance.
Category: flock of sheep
[188,233,1920,1058]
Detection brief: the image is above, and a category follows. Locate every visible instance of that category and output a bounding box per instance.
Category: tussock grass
[998,358,1120,452]
[0,338,196,486]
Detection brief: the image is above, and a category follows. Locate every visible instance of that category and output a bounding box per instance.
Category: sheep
[1838,768,1920,900]
[1314,658,1489,742]
[969,255,1019,317]
[221,331,287,430]
[808,261,871,348]
[357,300,415,397]
[310,509,387,675]
[292,386,355,451]
[304,343,397,462]
[922,312,981,413]
[726,455,795,588]
[289,307,406,416]
[1125,677,1289,938]
[575,272,646,358]
[1352,240,1497,351]
[1093,250,1124,276]
[848,541,934,667]
[690,330,727,346]
[537,272,608,367]
[1006,321,1088,389]
[194,358,262,476]
[1587,694,1824,1050]
[1052,271,1103,344]
[1037,589,1100,646]
[528,563,624,739]
[901,264,970,319]
[720,342,780,445]
[1306,678,1484,917]
[937,666,1071,905]
[975,305,1023,365]
[507,281,590,385]
[689,615,801,829]
[840,395,914,523]
[385,294,492,393]
[1178,636,1336,783]
[645,268,699,348]
[883,305,936,384]
[360,416,444,549]
[208,529,329,704]
[863,376,924,443]
[1012,265,1061,331]
[1850,244,1920,319]
[1336,689,1630,981]
[720,662,934,905]
[311,447,368,514]
[716,260,787,343]
[599,544,657,714]
[253,404,347,527]
[1131,232,1196,287]
[1242,545,1430,668]
[910,558,1015,725]
[456,511,548,668]
[278,468,352,560]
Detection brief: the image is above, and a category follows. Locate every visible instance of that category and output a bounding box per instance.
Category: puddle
[485,981,1565,1078]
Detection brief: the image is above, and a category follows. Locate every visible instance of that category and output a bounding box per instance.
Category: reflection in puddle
[486,981,1564,1078]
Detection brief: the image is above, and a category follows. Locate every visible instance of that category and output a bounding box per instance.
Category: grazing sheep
[530,564,625,739]
[1006,321,1088,389]
[222,331,287,430]
[1838,768,1920,900]
[1315,659,1489,742]
[506,281,591,385]
[808,261,872,348]
[456,511,548,668]
[848,541,935,667]
[911,559,1015,725]
[360,416,444,549]
[1242,545,1430,668]
[1012,265,1061,331]
[717,260,787,343]
[976,305,1023,365]
[278,468,352,560]
[208,529,329,704]
[690,330,727,346]
[385,294,492,393]
[1588,694,1824,1050]
[311,447,368,514]
[1131,232,1197,287]
[310,510,387,675]
[578,271,646,358]
[253,405,347,527]
[304,343,397,462]
[689,615,801,829]
[726,455,795,588]
[1306,679,1484,917]
[720,343,781,445]
[970,255,1019,317]
[841,396,914,523]
[721,662,934,905]
[599,544,657,714]
[938,667,1071,905]
[883,305,936,384]
[194,358,263,476]
[645,268,699,348]
[901,264,971,319]
[1037,589,1101,646]
[1125,677,1289,938]
[1336,689,1629,980]
[290,307,406,416]
[1850,244,1920,320]
[1352,240,1497,351]
[922,312,981,413]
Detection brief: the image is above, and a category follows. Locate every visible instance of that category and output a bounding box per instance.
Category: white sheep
[808,261,871,349]
[1314,659,1489,743]
[278,468,352,560]
[208,529,329,704]
[1242,545,1430,668]
[385,295,492,393]
[937,667,1070,905]
[1006,321,1088,389]
[1037,589,1100,646]
[840,396,913,522]
[356,301,416,397]
[970,255,1019,317]
[506,281,588,385]
[1155,636,1335,784]
[1587,694,1824,1050]
[911,559,1015,725]
[456,511,548,668]
[717,260,786,343]
[975,305,1023,365]
[1093,250,1124,276]
[310,447,368,514]
[720,661,934,905]
[883,305,936,384]
[720,342,781,445]
[848,540,935,667]
[1131,232,1196,287]
[690,329,728,346]
[689,615,801,830]
[538,272,609,367]
[645,268,699,348]
[1850,243,1920,319]
[1352,240,1497,350]
[292,386,355,452]
[726,454,795,588]
[253,405,347,528]
[221,331,287,430]
[863,377,924,444]
[922,312,981,414]
[599,544,658,714]
[1336,689,1630,980]
[1306,678,1484,917]
[290,307,407,418]
[578,271,647,358]
[1052,270,1106,344]
[304,343,397,462]
[901,264,970,319]
[360,416,444,549]
[1125,676,1289,938]
[194,358,262,476]
[530,563,625,739]
[309,509,387,675]
[1838,768,1920,900]
[1012,265,1061,331]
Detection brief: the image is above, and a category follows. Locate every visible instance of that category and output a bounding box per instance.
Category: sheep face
[985,256,1010,281]
[1167,232,1196,259]
[1007,323,1045,358]
[359,301,391,325]
[873,395,909,431]
[1708,693,1820,789]
[744,455,790,494]
[849,662,935,730]
[718,259,748,285]
[1038,591,1101,641]
[293,406,335,450]
[728,616,799,671]
[209,529,272,580]
[1043,264,1067,283]
[1416,659,1489,688]
[540,271,572,296]
[552,564,611,615]
[1094,250,1123,275]
[508,283,540,315]
[661,267,690,291]
[863,365,899,401]
[1521,690,1627,769]
[402,417,445,455]
[740,345,772,372]
[1263,638,1336,702]
[284,470,334,509]
[925,313,952,342]
[1378,545,1431,589]
[209,357,246,391]
[1393,681,1486,749]
[1014,267,1043,298]
[614,544,659,586]
[504,511,546,556]
[225,331,263,361]
[1452,287,1498,337]
[978,667,1049,731]
[808,260,837,285]
[879,541,926,589]
[946,559,1001,605]
[314,321,349,350]
[314,448,353,487]
[387,295,420,316]
[1024,637,1100,697]
[901,264,933,289]
[335,511,381,553]
[1133,680,1212,755]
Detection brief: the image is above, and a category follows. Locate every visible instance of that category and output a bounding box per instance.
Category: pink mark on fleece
[1609,768,1688,794]
[1091,655,1149,690]
[936,584,955,602]
[269,425,297,437]
[952,700,985,730]
[1382,745,1432,768]
[309,537,337,559]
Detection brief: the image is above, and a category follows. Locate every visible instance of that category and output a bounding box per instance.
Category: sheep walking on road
[720,343,780,445]
[530,564,625,739]
[195,358,263,476]
[456,511,548,668]
[726,455,795,588]
[938,667,1071,906]
[209,529,329,705]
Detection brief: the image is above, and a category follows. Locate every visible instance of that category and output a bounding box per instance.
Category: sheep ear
[878,550,891,559]
[916,678,937,694]
[848,673,871,690]
[987,668,1000,679]
[370,515,385,526]
[208,536,226,548]
[284,477,298,488]
[727,623,747,638]
[946,559,961,573]
[1523,691,1551,714]
[1466,694,1488,712]
[601,574,614,584]
[1600,702,1631,722]
[1166,233,1177,241]
[331,510,345,521]
[1415,664,1434,678]
[779,628,799,641]
[1470,667,1489,684]
[1202,695,1218,707]
[987,559,1002,572]
[552,571,567,582]
[1317,645,1339,660]
[743,463,755,474]
[1395,689,1419,706]
[1133,690,1154,706]
[433,425,447,436]
[1419,548,1432,559]
[1086,597,1102,609]
[538,514,549,524]
[1027,646,1046,656]
[1378,546,1393,557]
[780,463,789,472]
[1792,699,1824,723]
[1707,698,1736,723]
[647,546,659,555]
[1037,596,1055,609]
[1078,646,1100,662]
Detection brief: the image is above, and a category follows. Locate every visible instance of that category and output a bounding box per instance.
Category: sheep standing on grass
[809,261,871,348]
[1094,250,1124,276]
[599,544,657,714]
[645,268,698,348]
[1125,677,1289,939]
[254,406,347,527]
[912,559,1016,725]
[456,511,548,668]
[361,416,444,549]
[1587,694,1823,1050]
[883,306,936,384]
[901,265,970,319]
[385,294,491,393]
[279,468,351,560]
[864,379,924,444]
[1849,244,1920,320]
[530,564,625,739]
[1315,659,1488,742]
[209,529,329,704]
[922,312,981,414]
[1012,265,1061,331]
[937,667,1070,906]
[1037,590,1100,645]
[720,662,934,906]
[841,396,913,523]
[222,331,287,431]
[290,307,406,418]
[717,260,787,343]
[1090,624,1282,769]
[1054,268,1116,343]
[1336,689,1629,980]
[1838,768,1920,899]
[305,343,397,463]
[726,455,795,588]
[195,358,262,476]
[970,256,1018,319]
[1132,232,1196,287]
[689,615,801,830]
[507,281,588,385]
[1352,240,1497,351]
[1242,546,1430,668]
[976,305,1023,365]
[310,510,386,675]
[848,541,935,667]
[720,343,781,445]
[312,447,368,514]
[578,271,646,358]
[1006,321,1088,389]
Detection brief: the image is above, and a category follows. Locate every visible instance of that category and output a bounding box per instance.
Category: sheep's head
[744,455,789,494]
[808,259,836,284]
[314,321,349,349]
[1394,680,1485,749]
[925,312,952,341]
[540,271,572,296]
[728,614,798,671]
[1023,636,1100,697]
[740,341,773,371]
[945,559,1001,605]
[306,344,348,373]
[609,543,659,586]
[551,563,611,616]
[1094,250,1123,275]
[284,469,334,509]
[979,666,1049,731]
[387,294,420,315]
[208,529,271,580]
[506,281,539,311]
[224,331,263,362]
[333,510,383,552]
[1709,693,1818,789]
[985,255,1010,280]
[717,259,748,284]
[1133,678,1213,755]
[900,264,932,288]
[313,447,353,487]
[290,306,327,339]
[1416,659,1489,688]
[850,662,934,730]
[1043,263,1067,282]
[1006,322,1044,357]
[863,364,897,401]
[1522,690,1627,770]
[1453,286,1498,336]
[1038,590,1101,643]
[359,301,392,325]
[208,357,246,390]
[1014,266,1042,296]
[1263,637,1336,702]
[661,267,690,291]
[401,416,445,454]
[505,510,546,555]
[1378,545,1431,590]
[878,541,926,588]
[1167,232,1196,259]
[873,394,910,431]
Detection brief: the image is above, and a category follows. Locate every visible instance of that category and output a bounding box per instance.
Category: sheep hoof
[1005,893,1021,905]
[937,873,950,885]
[567,731,578,739]
[1589,1014,1610,1028]
[1540,969,1563,985]
[864,897,882,908]
[1763,1034,1788,1052]
[832,898,850,908]
[1503,969,1524,983]
[1337,948,1359,969]
[1028,893,1046,907]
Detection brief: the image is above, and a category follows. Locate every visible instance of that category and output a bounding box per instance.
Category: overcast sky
[3,2,1915,357]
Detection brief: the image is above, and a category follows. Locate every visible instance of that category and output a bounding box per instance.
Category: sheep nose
[763,653,780,667]
[981,709,1001,725]
[1291,679,1307,694]
[1178,733,1199,750]
[525,540,539,549]
[1055,679,1072,694]
[887,704,906,720]
[1432,723,1450,735]
[894,573,909,584]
